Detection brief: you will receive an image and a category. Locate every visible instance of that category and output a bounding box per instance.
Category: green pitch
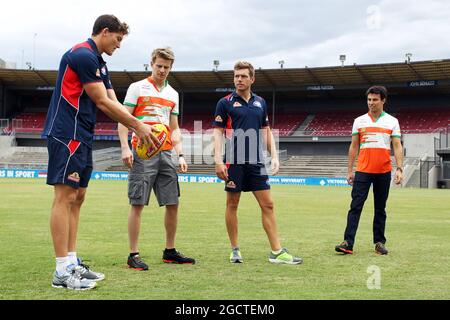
[0,179,449,299]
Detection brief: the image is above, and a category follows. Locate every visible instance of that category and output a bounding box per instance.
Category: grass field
[0,178,449,300]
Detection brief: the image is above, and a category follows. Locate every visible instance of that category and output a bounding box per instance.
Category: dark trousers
[344,171,391,246]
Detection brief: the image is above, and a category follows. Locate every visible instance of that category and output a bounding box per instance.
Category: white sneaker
[52,266,97,290]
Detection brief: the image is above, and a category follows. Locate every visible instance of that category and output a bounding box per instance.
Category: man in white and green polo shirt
[118,47,195,270]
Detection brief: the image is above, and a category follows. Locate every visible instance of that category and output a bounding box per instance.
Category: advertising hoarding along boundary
[0,168,349,187]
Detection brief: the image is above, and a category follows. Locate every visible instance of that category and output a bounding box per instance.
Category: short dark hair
[92,14,129,36]
[366,85,387,100]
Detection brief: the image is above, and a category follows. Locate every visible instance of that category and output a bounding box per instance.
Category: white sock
[271,249,282,255]
[67,252,78,266]
[55,257,69,276]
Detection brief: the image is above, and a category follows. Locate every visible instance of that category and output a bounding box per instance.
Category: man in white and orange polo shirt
[335,86,403,255]
[118,47,195,270]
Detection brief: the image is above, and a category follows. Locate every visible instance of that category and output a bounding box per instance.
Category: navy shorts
[225,164,270,192]
[46,136,93,189]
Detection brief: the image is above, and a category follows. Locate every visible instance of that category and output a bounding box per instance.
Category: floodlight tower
[213,60,220,71]
[339,54,346,67]
[405,53,412,64]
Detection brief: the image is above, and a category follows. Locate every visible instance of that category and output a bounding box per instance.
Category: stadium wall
[14,137,125,150]
[403,133,439,158]
[0,84,5,118]
[279,141,349,156]
[0,136,16,158]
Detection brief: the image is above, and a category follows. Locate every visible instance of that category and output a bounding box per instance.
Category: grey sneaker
[52,266,97,290]
[269,248,303,265]
[229,248,243,263]
[77,262,105,281]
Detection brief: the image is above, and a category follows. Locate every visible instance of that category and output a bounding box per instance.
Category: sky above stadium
[1,0,449,72]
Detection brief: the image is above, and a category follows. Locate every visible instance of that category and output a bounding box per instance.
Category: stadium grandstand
[1,59,450,188]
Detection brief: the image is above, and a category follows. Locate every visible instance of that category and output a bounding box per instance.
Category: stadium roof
[1,59,450,92]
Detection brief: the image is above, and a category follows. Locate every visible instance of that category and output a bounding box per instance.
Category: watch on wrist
[178,154,184,158]
[396,167,403,173]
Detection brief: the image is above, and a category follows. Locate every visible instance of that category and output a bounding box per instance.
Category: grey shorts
[128,150,180,206]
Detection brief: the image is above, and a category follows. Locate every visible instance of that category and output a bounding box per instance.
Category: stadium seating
[94,122,117,135]
[12,112,46,134]
[179,112,307,136]
[10,111,118,136]
[394,108,450,133]
[180,113,214,132]
[304,110,360,136]
[8,107,450,137]
[279,155,349,177]
[94,110,117,135]
[0,146,48,169]
[304,108,450,135]
[105,154,352,177]
[272,113,308,136]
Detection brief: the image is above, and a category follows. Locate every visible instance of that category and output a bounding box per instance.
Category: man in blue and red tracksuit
[212,61,303,265]
[42,14,157,290]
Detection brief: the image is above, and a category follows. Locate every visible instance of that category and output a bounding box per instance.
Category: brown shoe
[375,242,388,255]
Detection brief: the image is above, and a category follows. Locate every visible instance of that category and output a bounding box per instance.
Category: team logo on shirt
[101,66,107,76]
[233,102,242,107]
[360,119,369,125]
[68,172,80,183]
[253,101,262,108]
[215,115,223,123]
[95,69,101,77]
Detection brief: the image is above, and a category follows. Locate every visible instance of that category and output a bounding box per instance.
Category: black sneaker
[375,242,388,255]
[127,254,149,270]
[335,241,353,254]
[162,249,195,264]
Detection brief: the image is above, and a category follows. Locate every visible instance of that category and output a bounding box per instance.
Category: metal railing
[0,119,11,135]
[419,159,434,188]
[434,125,450,165]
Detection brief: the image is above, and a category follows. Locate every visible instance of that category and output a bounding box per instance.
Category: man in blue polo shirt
[42,14,157,290]
[213,61,302,265]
